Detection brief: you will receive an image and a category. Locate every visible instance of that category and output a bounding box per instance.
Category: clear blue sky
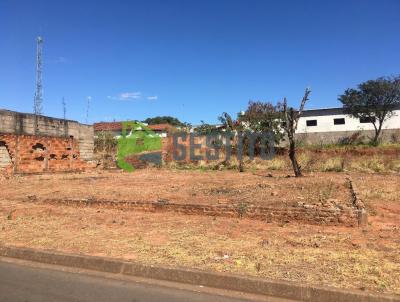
[1,0,399,125]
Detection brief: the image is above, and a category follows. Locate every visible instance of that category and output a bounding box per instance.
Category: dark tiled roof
[301,104,400,117]
[93,122,173,132]
[147,124,174,131]
[93,122,123,131]
[301,108,345,117]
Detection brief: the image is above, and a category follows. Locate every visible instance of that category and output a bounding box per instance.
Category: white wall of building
[296,109,400,134]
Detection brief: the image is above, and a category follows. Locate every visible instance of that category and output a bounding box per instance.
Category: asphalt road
[0,260,291,302]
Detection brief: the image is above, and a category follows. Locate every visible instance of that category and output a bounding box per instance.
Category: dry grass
[263,158,287,170]
[350,157,386,173]
[386,159,400,173]
[0,171,399,295]
[320,157,345,172]
[162,145,400,174]
[0,199,399,294]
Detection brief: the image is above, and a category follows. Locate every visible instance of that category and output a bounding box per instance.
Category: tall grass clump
[320,157,345,172]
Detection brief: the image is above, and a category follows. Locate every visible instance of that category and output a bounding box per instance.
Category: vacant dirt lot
[0,169,353,208]
[0,169,399,294]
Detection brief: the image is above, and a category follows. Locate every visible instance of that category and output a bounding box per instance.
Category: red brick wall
[0,133,93,174]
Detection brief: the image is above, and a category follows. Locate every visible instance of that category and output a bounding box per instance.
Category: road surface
[0,258,294,302]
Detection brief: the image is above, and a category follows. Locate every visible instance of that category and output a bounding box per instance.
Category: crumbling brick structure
[0,109,94,174]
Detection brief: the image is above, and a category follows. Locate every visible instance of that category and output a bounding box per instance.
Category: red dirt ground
[0,170,353,208]
[0,169,399,294]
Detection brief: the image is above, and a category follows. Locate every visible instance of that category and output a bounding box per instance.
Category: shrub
[94,131,117,154]
[390,133,400,144]
[320,157,345,172]
[297,152,314,171]
[338,131,364,145]
[237,202,249,217]
[264,157,287,170]
[351,157,386,173]
[387,159,400,172]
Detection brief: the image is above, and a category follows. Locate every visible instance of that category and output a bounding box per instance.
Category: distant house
[295,106,400,144]
[93,122,124,137]
[94,122,174,138]
[145,123,174,137]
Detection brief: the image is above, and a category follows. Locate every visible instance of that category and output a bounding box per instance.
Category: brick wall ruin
[0,109,94,174]
[37,196,366,227]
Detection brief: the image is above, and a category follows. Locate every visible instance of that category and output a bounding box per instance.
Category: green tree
[339,76,400,144]
[238,100,284,144]
[143,116,186,127]
[218,112,245,172]
[195,120,220,135]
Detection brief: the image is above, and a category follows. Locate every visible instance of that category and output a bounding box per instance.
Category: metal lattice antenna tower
[34,37,43,116]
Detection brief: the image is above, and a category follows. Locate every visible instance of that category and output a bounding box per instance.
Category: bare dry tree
[218,112,244,172]
[282,88,311,177]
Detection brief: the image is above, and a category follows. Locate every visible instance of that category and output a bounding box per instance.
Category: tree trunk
[283,89,310,177]
[238,158,244,172]
[288,140,302,177]
[372,131,379,145]
[372,121,383,145]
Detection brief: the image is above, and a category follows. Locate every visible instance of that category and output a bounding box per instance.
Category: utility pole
[62,97,68,137]
[85,96,91,124]
[33,36,43,135]
[62,97,66,120]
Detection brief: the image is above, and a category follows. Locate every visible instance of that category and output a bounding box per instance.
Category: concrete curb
[0,245,398,302]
